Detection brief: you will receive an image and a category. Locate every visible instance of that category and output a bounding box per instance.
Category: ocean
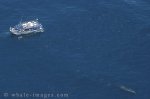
[0,0,150,99]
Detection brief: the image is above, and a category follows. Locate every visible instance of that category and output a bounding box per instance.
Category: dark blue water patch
[0,0,150,99]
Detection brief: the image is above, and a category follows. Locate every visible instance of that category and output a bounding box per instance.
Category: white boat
[10,19,44,35]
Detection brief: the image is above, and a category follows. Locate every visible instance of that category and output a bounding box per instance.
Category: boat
[10,19,44,35]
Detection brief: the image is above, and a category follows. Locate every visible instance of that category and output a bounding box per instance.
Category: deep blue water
[0,0,150,99]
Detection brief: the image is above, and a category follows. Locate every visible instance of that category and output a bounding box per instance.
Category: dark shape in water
[10,19,44,35]
[119,85,136,94]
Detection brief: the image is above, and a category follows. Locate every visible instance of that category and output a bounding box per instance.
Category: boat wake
[0,31,11,38]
